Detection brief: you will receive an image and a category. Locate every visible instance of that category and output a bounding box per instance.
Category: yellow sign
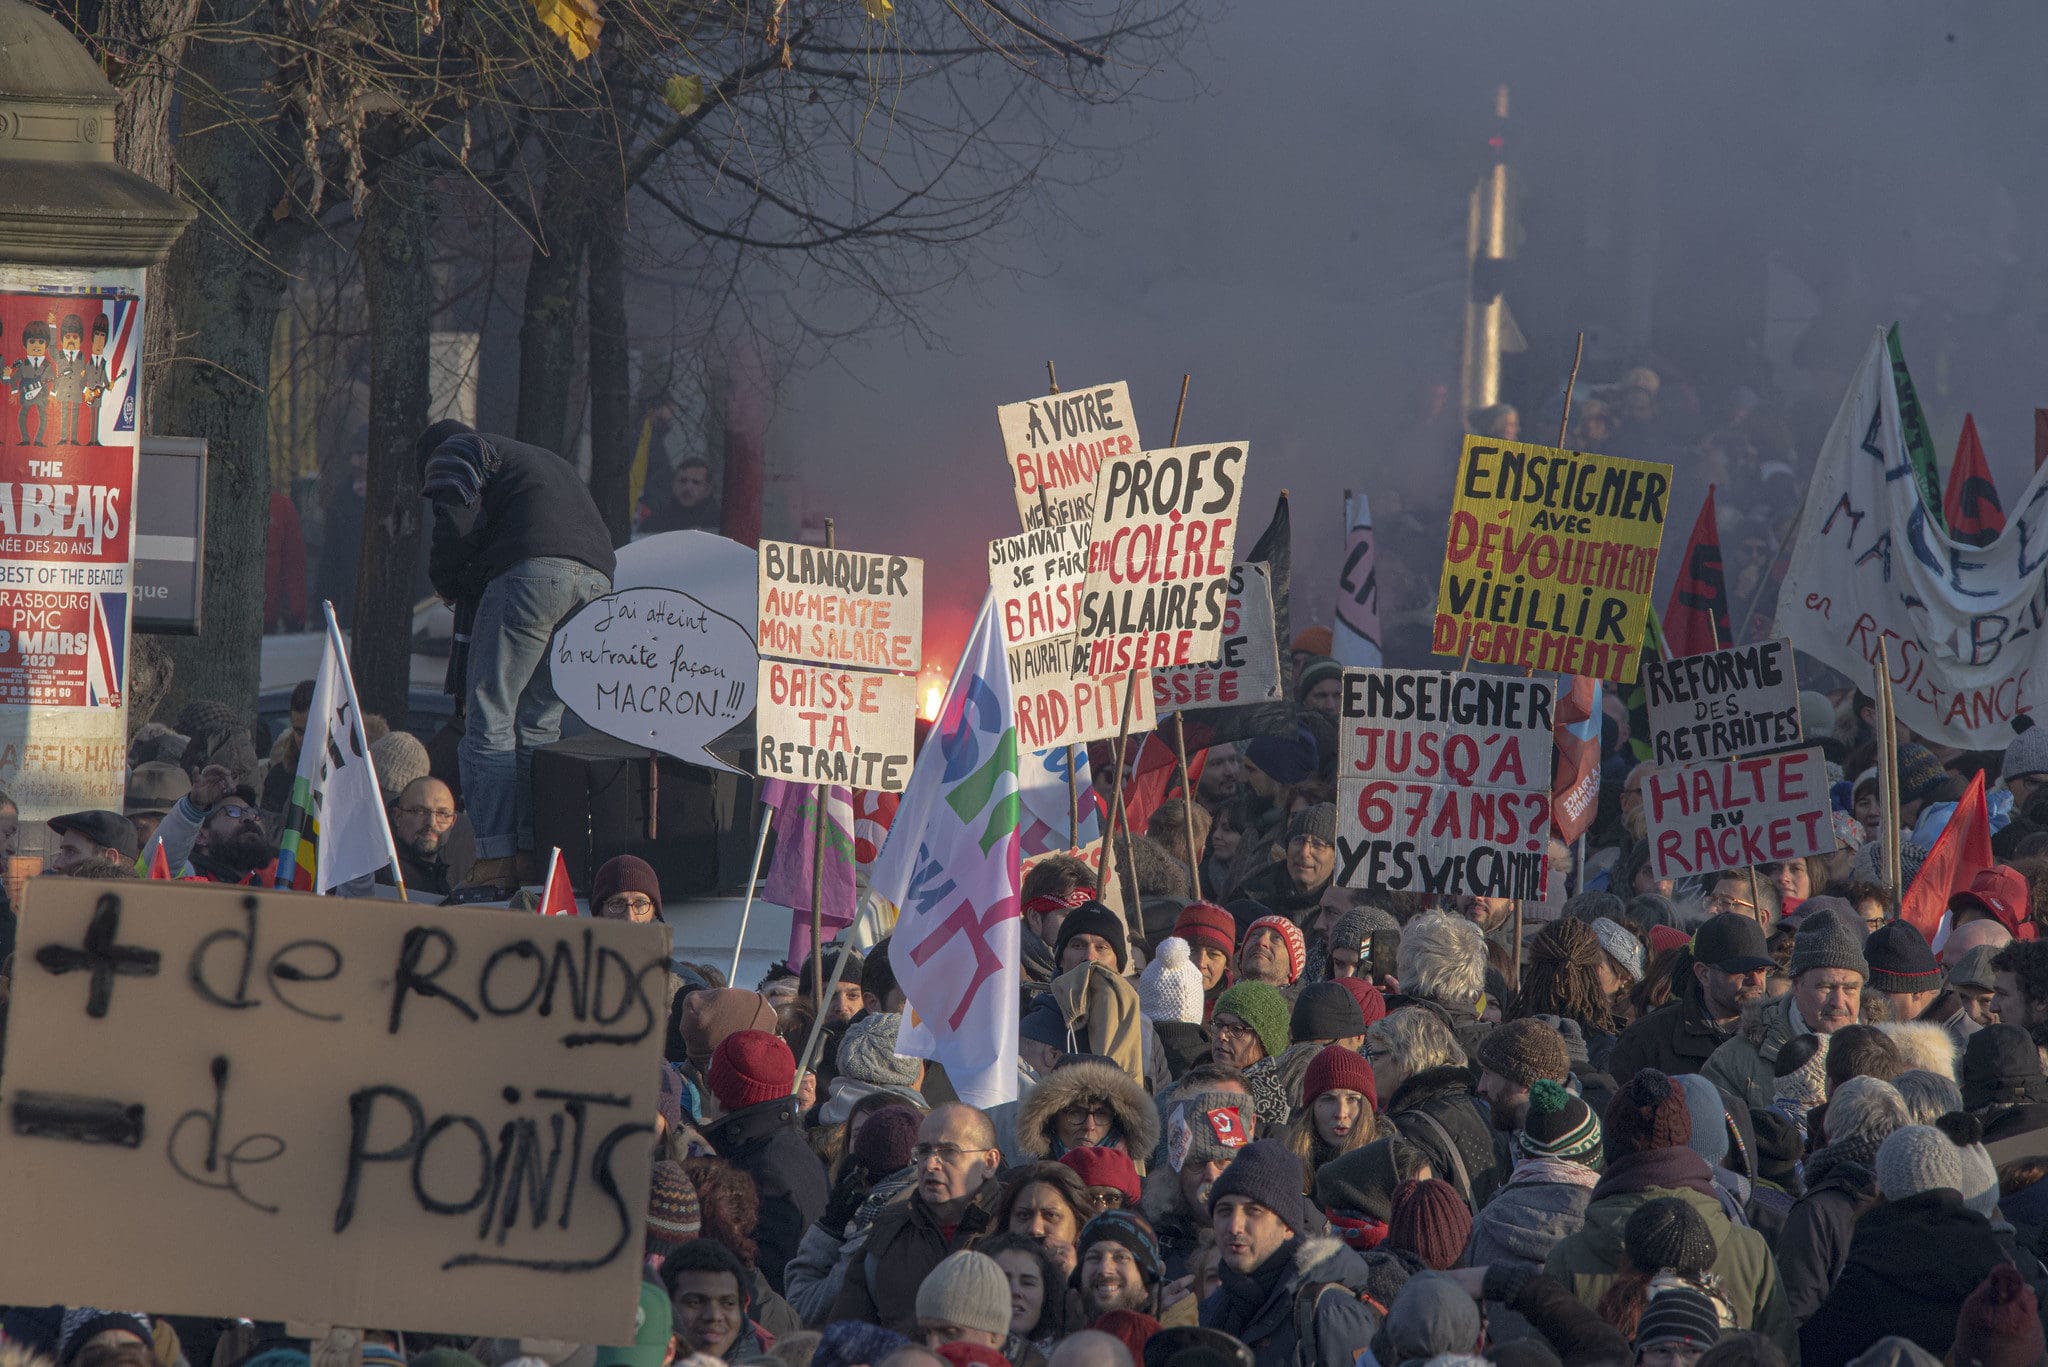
[1432,435,1672,684]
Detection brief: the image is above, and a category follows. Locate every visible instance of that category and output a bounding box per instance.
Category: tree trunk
[514,111,598,454]
[353,155,435,726]
[156,0,292,721]
[584,179,633,544]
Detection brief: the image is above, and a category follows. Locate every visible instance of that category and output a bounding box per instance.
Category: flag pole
[731,800,775,983]
[811,518,836,1002]
[1876,637,1903,895]
[1039,361,1082,853]
[325,600,407,902]
[1175,712,1201,900]
[793,898,876,1091]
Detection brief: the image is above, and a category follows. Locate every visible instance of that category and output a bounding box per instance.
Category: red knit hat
[1060,1145,1142,1206]
[1093,1310,1162,1364]
[1605,1069,1693,1155]
[1331,974,1387,1027]
[1388,1177,1472,1271]
[1953,1264,2044,1367]
[707,1029,795,1111]
[1173,902,1238,961]
[1246,915,1306,983]
[1302,1044,1378,1112]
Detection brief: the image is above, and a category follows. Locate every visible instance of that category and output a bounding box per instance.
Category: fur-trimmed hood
[1017,1058,1161,1166]
[1737,991,1798,1053]
[1876,1020,1958,1079]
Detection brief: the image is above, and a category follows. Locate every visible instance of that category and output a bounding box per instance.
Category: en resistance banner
[1774,328,2048,744]
[1434,435,1671,685]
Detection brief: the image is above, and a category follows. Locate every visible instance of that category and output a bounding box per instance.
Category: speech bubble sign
[551,585,756,771]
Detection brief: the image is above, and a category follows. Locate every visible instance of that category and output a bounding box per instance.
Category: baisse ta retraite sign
[0,267,145,819]
[0,879,668,1341]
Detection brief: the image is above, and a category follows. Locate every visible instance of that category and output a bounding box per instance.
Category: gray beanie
[1592,918,1645,983]
[1800,690,1838,745]
[371,731,432,802]
[1875,1124,1963,1201]
[1955,1140,1999,1217]
[1790,901,1868,980]
[1385,1273,1482,1365]
[1288,803,1336,847]
[1165,1089,1258,1173]
[1676,1074,1729,1168]
[2005,721,2048,784]
[1329,905,1399,957]
[837,1012,920,1089]
[914,1250,1012,1338]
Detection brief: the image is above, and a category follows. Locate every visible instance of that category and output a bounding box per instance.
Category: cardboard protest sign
[992,521,1156,749]
[1335,667,1555,898]
[0,879,668,1341]
[1434,435,1672,685]
[1077,442,1248,676]
[1645,746,1834,881]
[757,538,923,792]
[1774,328,2048,744]
[552,586,755,768]
[1643,638,1802,765]
[1155,561,1282,714]
[998,382,1141,531]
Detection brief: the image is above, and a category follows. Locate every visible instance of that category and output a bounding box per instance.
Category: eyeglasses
[599,894,656,917]
[1707,894,1756,914]
[396,804,457,826]
[912,1142,989,1163]
[1213,1018,1256,1039]
[1083,1189,1128,1211]
[215,804,259,822]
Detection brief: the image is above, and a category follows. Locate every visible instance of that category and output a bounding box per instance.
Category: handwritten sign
[757,538,922,792]
[551,586,754,768]
[992,522,1155,749]
[1335,667,1554,898]
[998,382,1141,531]
[0,879,667,1341]
[1433,436,1671,685]
[1643,638,1802,765]
[1154,561,1281,714]
[1644,747,1833,880]
[1076,442,1248,677]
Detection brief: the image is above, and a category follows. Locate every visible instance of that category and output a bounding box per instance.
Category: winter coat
[1017,1057,1162,1169]
[705,1095,829,1296]
[423,429,616,605]
[1230,860,1330,921]
[1479,1266,1630,1367]
[1154,1021,1211,1081]
[1199,1236,1386,1367]
[1799,1190,2011,1367]
[784,1167,916,1326]
[1542,1148,1795,1358]
[1466,1159,1597,1272]
[1608,996,1737,1083]
[827,1175,1007,1334]
[1776,1142,1882,1325]
[1384,1064,1506,1208]
[1701,992,1803,1114]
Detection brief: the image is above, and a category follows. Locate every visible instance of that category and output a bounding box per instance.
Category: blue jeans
[460,556,611,858]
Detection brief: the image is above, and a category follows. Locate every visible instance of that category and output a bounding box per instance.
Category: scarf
[1590,1146,1719,1204]
[1212,1237,1300,1333]
[1802,1131,1881,1189]
[1509,1157,1601,1190]
[422,430,500,507]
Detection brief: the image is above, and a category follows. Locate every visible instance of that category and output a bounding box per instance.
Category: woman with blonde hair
[1284,1044,1378,1190]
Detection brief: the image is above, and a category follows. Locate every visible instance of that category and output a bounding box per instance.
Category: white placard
[757,660,918,792]
[551,585,755,769]
[1076,442,1248,676]
[1155,561,1282,715]
[1645,746,1834,881]
[998,381,1141,531]
[1643,638,1802,765]
[0,879,668,1341]
[1335,667,1555,897]
[992,522,1155,749]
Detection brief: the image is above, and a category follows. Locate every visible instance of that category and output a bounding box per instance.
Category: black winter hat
[1054,900,1129,972]
[1290,981,1368,1043]
[1208,1139,1309,1233]
[1623,1196,1717,1276]
[1865,921,1943,996]
[1312,1135,1428,1223]
[1963,1023,2048,1110]
[861,936,898,1003]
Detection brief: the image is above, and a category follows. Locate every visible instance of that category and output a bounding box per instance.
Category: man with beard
[1142,1084,1255,1279]
[387,776,471,896]
[1703,902,1868,1111]
[1076,1210,1164,1324]
[1609,914,1775,1081]
[149,763,279,884]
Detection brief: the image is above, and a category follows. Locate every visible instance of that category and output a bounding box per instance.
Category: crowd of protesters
[12,417,2048,1367]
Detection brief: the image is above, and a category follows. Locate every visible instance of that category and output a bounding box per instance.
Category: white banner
[1154,561,1282,714]
[1335,668,1554,898]
[997,382,1140,531]
[992,521,1155,749]
[1333,492,1382,667]
[1774,328,2048,744]
[1644,746,1834,881]
[1642,638,1802,766]
[276,605,398,893]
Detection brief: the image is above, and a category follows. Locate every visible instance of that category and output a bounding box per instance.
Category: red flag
[1551,675,1603,843]
[1122,728,1207,839]
[1663,486,1730,656]
[1901,771,1994,944]
[148,842,171,881]
[539,846,578,916]
[1943,414,2005,547]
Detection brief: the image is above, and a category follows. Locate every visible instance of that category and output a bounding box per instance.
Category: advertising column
[0,266,142,818]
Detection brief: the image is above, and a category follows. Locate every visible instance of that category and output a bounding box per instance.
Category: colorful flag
[762,778,858,964]
[1903,771,1993,947]
[1663,486,1730,657]
[274,603,401,894]
[852,789,899,865]
[1552,675,1603,844]
[85,591,126,708]
[868,595,1022,1108]
[1889,323,1947,536]
[1333,492,1382,667]
[1943,414,2005,547]
[539,847,577,916]
[1018,742,1102,859]
[1121,723,1207,842]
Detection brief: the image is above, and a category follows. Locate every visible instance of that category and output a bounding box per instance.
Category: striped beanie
[1517,1079,1603,1168]
[1245,915,1306,984]
[647,1158,702,1255]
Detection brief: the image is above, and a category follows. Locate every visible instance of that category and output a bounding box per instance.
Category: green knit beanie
[1213,981,1291,1060]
